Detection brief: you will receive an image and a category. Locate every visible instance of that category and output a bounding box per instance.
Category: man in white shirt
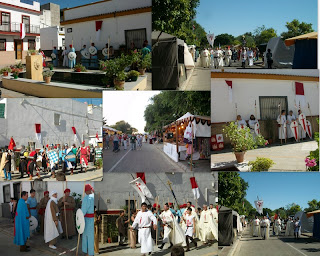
[287,110,296,140]
[277,110,287,142]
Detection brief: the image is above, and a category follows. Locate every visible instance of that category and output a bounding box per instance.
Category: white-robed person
[260,216,270,240]
[277,110,287,141]
[209,204,218,239]
[182,207,197,252]
[297,109,306,140]
[62,47,69,67]
[202,49,210,68]
[217,48,224,68]
[247,48,254,66]
[158,203,185,250]
[274,217,282,236]
[285,217,295,236]
[287,110,296,140]
[236,115,247,129]
[225,47,232,67]
[248,114,258,137]
[44,191,62,249]
[131,202,157,256]
[199,205,217,244]
[182,201,200,238]
[252,216,260,237]
[241,47,247,68]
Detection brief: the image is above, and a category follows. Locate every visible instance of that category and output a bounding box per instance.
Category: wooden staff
[155,196,159,246]
[133,192,136,211]
[308,102,314,138]
[235,103,238,119]
[299,101,304,142]
[254,100,257,119]
[64,181,69,239]
[190,121,194,172]
[279,103,282,145]
[107,36,110,59]
[76,183,86,256]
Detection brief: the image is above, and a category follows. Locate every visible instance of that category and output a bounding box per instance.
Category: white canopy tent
[294,211,314,233]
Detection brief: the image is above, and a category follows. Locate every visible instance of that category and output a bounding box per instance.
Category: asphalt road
[235,226,320,256]
[104,142,184,173]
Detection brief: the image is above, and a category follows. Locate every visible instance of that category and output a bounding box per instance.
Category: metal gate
[259,96,288,120]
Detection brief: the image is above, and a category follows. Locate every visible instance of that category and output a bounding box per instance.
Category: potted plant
[113,71,126,90]
[127,70,140,82]
[265,117,274,144]
[1,67,11,77]
[248,157,275,171]
[48,63,54,70]
[42,70,55,84]
[137,52,151,75]
[12,69,19,79]
[15,62,24,72]
[223,122,267,163]
[74,64,86,72]
[28,49,38,55]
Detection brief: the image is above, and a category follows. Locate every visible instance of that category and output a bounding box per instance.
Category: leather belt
[84,213,94,218]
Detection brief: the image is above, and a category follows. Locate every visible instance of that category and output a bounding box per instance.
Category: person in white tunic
[217,48,224,68]
[182,202,200,238]
[297,110,306,139]
[44,191,62,249]
[209,204,218,239]
[248,115,258,137]
[131,202,157,256]
[202,49,210,68]
[158,203,185,250]
[274,218,282,236]
[287,110,296,139]
[213,48,220,69]
[241,48,247,68]
[62,47,69,67]
[183,207,197,252]
[225,47,232,67]
[252,216,260,237]
[294,217,301,239]
[260,216,270,240]
[236,115,247,129]
[247,48,254,66]
[285,217,294,236]
[199,205,216,244]
[277,110,287,140]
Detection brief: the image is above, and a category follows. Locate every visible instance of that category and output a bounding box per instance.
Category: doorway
[14,39,23,59]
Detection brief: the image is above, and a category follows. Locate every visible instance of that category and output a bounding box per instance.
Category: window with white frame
[54,113,61,125]
[0,39,6,51]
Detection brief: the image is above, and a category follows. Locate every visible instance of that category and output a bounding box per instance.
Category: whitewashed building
[0,98,102,149]
[39,2,65,50]
[0,0,41,66]
[61,0,151,51]
[0,181,94,218]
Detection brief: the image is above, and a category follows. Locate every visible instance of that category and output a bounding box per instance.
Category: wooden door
[14,40,23,59]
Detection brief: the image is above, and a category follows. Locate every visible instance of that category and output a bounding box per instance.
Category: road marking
[108,149,132,172]
[286,243,308,256]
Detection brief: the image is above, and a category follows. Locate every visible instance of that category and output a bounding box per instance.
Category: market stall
[162,112,211,163]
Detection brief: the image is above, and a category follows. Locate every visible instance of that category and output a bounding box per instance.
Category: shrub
[249,157,275,172]
[42,70,55,77]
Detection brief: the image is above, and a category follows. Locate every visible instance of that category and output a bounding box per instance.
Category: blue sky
[73,98,102,106]
[240,173,320,211]
[196,0,318,37]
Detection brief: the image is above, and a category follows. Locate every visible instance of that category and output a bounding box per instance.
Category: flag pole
[308,102,314,138]
[76,183,86,256]
[190,121,194,172]
[279,103,282,145]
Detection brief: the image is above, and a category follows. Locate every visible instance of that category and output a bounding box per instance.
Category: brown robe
[94,212,101,253]
[49,200,60,245]
[37,196,50,235]
[58,195,76,237]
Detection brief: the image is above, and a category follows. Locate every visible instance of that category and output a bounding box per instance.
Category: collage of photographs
[0,0,319,256]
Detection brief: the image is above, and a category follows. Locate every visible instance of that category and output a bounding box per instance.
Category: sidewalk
[0,217,87,255]
[180,67,211,91]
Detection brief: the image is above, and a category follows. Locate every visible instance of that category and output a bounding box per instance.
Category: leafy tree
[144,91,210,132]
[304,199,320,212]
[214,33,235,47]
[285,203,302,216]
[254,25,277,45]
[281,19,314,39]
[274,207,287,219]
[111,120,137,134]
[218,172,249,213]
[263,208,274,217]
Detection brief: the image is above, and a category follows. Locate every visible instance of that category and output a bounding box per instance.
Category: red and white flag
[71,127,77,142]
[95,21,103,41]
[96,132,99,141]
[225,80,233,103]
[295,82,306,107]
[254,200,264,214]
[35,123,41,142]
[190,177,200,199]
[8,137,16,150]
[136,172,146,184]
[129,177,153,203]
[20,23,25,39]
[206,33,215,47]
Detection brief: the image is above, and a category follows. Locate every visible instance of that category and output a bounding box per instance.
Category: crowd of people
[114,201,217,255]
[250,215,302,240]
[12,184,94,255]
[1,139,103,181]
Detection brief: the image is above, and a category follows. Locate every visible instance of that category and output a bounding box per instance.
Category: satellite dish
[29,216,38,231]
[76,209,85,234]
[68,52,77,61]
[88,46,97,55]
[81,50,90,60]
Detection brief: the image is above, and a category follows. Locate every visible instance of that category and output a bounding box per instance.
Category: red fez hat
[44,191,49,196]
[180,203,187,208]
[85,184,94,192]
[82,141,85,145]
[64,188,71,193]
[153,203,160,208]
[169,202,173,206]
[69,44,72,47]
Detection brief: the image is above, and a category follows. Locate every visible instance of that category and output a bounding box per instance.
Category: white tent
[184,43,195,69]
[176,112,211,137]
[232,210,243,232]
[294,211,314,233]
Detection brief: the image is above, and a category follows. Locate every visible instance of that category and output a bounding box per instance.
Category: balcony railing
[0,22,40,34]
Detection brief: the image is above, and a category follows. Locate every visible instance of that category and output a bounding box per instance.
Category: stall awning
[306,209,320,218]
[285,32,318,46]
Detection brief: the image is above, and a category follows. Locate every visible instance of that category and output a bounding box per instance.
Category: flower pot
[18,68,23,72]
[50,67,53,70]
[75,68,81,72]
[2,71,8,77]
[267,139,273,145]
[107,237,112,243]
[31,52,36,55]
[138,68,146,76]
[44,76,51,84]
[13,75,18,79]
[234,152,245,163]
[131,76,138,82]
[113,79,125,90]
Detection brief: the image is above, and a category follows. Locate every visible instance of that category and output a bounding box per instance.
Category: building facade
[0,98,102,149]
[0,0,41,66]
[61,0,151,51]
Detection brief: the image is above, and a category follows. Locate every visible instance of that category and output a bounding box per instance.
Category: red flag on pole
[71,127,77,142]
[190,177,200,199]
[137,172,146,184]
[96,132,99,140]
[8,137,16,150]
[35,123,41,141]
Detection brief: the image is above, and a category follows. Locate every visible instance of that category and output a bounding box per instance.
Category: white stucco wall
[40,26,64,50]
[211,78,319,123]
[0,99,102,149]
[64,12,151,50]
[1,0,40,12]
[64,0,151,21]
